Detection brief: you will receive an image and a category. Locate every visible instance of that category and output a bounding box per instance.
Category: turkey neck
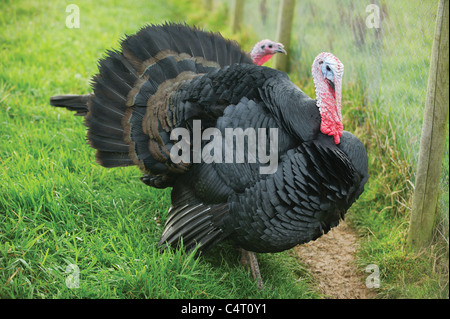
[313,72,343,145]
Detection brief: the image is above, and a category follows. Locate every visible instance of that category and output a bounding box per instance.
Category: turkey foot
[240,248,264,290]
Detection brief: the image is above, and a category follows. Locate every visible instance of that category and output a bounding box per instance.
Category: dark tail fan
[50,23,252,178]
[50,94,92,116]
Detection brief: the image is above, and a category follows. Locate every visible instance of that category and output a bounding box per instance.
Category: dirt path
[295,222,377,299]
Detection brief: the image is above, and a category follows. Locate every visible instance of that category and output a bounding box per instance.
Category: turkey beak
[275,44,286,54]
[327,79,335,95]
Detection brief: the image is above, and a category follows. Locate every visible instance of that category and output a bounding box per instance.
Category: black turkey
[50,23,368,289]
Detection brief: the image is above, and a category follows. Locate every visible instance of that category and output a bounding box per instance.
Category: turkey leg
[240,248,264,290]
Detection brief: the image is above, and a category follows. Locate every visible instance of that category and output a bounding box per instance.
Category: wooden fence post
[407,0,449,250]
[274,0,296,72]
[231,0,245,33]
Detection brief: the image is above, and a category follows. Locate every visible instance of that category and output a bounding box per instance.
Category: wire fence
[242,0,437,161]
[216,0,448,239]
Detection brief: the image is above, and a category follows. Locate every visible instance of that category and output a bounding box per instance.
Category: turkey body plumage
[51,23,368,254]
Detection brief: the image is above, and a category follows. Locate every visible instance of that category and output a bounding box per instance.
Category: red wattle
[255,54,274,66]
[320,113,343,144]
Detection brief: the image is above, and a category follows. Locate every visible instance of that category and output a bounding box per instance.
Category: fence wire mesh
[217,0,448,239]
[242,0,437,161]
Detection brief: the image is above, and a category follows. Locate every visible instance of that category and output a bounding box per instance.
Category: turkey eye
[318,61,323,65]
[261,45,265,49]
[268,44,273,48]
[326,65,331,71]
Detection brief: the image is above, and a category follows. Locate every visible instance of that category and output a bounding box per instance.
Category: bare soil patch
[295,222,377,299]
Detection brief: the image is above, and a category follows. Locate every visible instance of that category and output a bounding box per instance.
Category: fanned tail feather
[50,94,92,116]
[51,23,252,173]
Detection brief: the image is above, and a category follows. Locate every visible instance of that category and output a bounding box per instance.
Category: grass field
[1,0,448,299]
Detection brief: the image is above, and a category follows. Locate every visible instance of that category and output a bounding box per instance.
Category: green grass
[0,0,318,299]
[342,85,449,299]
